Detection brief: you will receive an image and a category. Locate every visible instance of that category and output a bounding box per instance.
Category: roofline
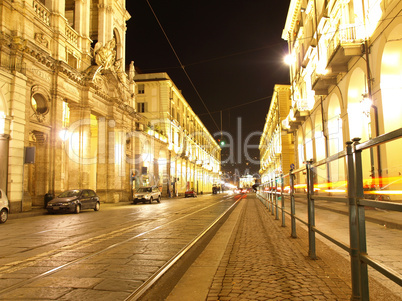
[282,0,301,40]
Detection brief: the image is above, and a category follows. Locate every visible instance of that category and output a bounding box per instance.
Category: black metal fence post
[346,140,360,300]
[290,169,297,238]
[275,176,279,220]
[281,174,285,227]
[306,160,316,259]
[271,178,275,216]
[352,138,369,300]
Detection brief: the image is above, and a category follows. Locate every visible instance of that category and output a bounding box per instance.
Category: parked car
[185,189,197,198]
[133,186,161,204]
[46,189,100,214]
[0,189,10,223]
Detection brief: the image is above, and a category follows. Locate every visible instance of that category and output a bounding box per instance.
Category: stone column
[51,96,65,195]
[50,0,67,62]
[0,134,9,193]
[72,0,91,53]
[8,71,28,213]
[50,0,66,14]
[97,116,126,203]
[67,104,91,189]
[74,0,83,36]
[97,3,113,45]
[112,122,126,201]
[96,116,108,200]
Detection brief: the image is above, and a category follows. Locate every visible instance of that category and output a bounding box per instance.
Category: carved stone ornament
[29,130,47,144]
[94,39,116,70]
[34,33,49,48]
[30,86,50,124]
[128,61,135,82]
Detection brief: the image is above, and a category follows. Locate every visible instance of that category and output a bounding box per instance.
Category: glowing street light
[360,94,373,117]
[284,54,295,65]
[59,129,69,141]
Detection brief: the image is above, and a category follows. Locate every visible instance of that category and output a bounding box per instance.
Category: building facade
[259,85,295,185]
[134,73,221,196]
[0,1,221,212]
[280,0,402,196]
[0,0,156,212]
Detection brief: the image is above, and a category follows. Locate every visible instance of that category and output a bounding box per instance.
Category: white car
[133,186,161,204]
[0,189,10,223]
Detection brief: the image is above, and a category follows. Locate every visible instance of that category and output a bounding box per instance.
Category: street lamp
[360,95,372,117]
[59,129,69,141]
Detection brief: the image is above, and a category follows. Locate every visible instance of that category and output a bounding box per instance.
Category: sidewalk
[166,194,400,301]
[7,201,132,220]
[311,198,402,229]
[7,193,215,220]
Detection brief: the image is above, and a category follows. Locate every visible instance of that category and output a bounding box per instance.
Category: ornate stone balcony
[33,0,50,26]
[327,24,363,68]
[312,24,363,95]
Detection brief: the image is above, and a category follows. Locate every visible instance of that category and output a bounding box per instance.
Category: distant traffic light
[220,140,225,146]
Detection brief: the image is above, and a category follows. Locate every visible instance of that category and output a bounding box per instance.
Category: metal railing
[327,24,361,64]
[257,127,402,300]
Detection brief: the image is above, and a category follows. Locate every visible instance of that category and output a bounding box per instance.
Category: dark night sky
[125,1,291,180]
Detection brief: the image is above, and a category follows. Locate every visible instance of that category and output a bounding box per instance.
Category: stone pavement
[6,194,401,300]
[166,194,400,301]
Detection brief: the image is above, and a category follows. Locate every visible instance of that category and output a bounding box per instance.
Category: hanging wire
[145,0,221,132]
[198,96,272,116]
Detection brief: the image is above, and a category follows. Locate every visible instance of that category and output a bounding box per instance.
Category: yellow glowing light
[0,112,5,135]
[284,54,295,65]
[59,129,69,141]
[382,53,400,66]
[115,143,123,163]
[365,190,402,195]
[360,97,372,116]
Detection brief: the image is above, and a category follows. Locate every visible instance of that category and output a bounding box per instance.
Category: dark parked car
[46,189,100,214]
[185,189,197,198]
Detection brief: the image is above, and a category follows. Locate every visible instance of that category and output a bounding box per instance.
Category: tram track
[0,194,241,299]
[125,194,245,300]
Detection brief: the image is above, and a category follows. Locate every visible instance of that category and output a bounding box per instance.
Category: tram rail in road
[0,193,245,300]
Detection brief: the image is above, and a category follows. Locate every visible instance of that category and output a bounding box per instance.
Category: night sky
[125,0,291,181]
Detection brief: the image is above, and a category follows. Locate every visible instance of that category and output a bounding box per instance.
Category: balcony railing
[295,98,310,112]
[66,25,79,47]
[327,24,362,63]
[33,0,50,26]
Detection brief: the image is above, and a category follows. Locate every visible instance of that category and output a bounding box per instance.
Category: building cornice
[282,0,302,40]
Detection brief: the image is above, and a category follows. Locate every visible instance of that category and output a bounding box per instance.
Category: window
[137,102,146,113]
[138,84,145,94]
[31,94,48,115]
